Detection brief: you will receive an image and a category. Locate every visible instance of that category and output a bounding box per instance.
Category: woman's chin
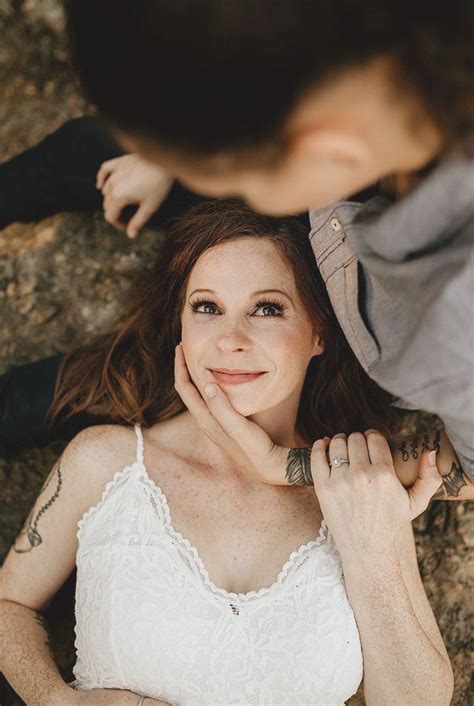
[222,390,271,418]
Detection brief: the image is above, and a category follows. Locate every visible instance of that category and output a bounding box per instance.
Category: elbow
[412,661,454,706]
[440,660,454,706]
[365,659,454,706]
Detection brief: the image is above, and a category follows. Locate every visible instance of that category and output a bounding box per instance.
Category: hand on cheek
[173,344,289,485]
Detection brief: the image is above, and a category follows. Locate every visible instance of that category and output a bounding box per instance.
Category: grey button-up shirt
[309,155,474,479]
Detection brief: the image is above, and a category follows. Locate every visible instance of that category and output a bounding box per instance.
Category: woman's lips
[209,368,267,385]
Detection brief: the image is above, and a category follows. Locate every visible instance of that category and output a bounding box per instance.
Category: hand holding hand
[96,154,173,238]
[311,431,442,560]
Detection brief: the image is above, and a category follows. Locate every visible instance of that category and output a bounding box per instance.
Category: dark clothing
[0,355,105,457]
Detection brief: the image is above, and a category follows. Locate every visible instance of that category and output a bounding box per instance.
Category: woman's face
[181,237,323,420]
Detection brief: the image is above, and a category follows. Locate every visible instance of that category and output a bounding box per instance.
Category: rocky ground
[0,2,472,705]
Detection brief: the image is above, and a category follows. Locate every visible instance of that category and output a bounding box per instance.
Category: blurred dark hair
[66,0,474,160]
[50,199,396,441]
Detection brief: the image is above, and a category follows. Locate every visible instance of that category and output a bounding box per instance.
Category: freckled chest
[145,451,322,595]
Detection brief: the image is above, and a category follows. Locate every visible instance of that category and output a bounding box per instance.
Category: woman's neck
[181,401,303,480]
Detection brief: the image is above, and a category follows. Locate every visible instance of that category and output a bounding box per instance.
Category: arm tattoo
[433,462,468,499]
[398,431,442,464]
[421,434,430,453]
[285,447,313,486]
[398,440,409,462]
[410,438,419,459]
[14,457,63,554]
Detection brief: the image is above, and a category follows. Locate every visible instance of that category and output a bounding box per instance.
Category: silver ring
[329,457,350,468]
[137,698,147,706]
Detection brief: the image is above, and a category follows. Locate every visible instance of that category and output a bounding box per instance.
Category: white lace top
[72,425,363,705]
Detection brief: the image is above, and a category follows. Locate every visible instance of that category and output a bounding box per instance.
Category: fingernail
[364,429,378,435]
[428,450,437,466]
[205,384,218,398]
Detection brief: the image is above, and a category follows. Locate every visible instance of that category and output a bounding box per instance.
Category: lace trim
[76,457,332,605]
[140,466,329,603]
[76,462,142,542]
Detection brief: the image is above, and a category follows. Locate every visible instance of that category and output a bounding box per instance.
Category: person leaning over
[63,0,474,493]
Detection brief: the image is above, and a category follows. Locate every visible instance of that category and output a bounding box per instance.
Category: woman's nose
[215,320,252,352]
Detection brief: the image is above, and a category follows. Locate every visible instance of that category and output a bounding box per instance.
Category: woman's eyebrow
[188,288,216,298]
[188,287,293,302]
[253,288,293,301]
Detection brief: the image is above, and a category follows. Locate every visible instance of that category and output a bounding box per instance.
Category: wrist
[340,543,399,581]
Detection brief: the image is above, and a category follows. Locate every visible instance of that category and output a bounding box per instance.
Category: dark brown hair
[50,199,395,442]
[66,1,474,160]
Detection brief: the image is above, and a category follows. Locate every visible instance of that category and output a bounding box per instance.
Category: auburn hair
[50,199,396,441]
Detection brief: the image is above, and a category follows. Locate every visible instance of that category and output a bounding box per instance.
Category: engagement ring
[330,457,350,468]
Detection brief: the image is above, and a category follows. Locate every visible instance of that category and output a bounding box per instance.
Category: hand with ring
[310,431,442,562]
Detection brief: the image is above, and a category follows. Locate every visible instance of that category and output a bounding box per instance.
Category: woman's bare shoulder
[62,424,138,494]
[65,423,137,462]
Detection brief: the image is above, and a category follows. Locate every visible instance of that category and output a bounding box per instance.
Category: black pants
[0,117,223,455]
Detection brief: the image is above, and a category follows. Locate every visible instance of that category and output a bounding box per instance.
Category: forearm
[390,428,473,500]
[0,599,71,706]
[341,549,453,706]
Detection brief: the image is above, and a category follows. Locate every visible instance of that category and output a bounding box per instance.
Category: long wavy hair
[50,199,396,441]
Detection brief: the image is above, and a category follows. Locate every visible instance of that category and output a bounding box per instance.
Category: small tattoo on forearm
[440,462,468,498]
[14,458,63,554]
[398,431,442,464]
[398,440,409,462]
[286,448,313,486]
[410,438,419,459]
[421,434,430,453]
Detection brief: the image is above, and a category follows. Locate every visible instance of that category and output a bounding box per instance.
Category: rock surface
[0,2,472,705]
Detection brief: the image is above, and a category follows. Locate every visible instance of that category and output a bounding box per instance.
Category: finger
[103,195,127,230]
[328,433,348,460]
[408,450,442,519]
[347,432,370,470]
[96,158,119,189]
[328,433,349,474]
[311,437,331,486]
[174,345,223,439]
[202,381,265,451]
[126,202,156,238]
[101,174,113,197]
[364,429,394,470]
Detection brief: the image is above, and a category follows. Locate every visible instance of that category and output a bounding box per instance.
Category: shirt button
[331,217,342,232]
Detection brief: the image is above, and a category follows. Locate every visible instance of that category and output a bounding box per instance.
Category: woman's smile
[208,368,268,385]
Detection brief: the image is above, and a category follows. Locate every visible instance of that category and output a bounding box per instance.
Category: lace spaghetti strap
[134,423,145,466]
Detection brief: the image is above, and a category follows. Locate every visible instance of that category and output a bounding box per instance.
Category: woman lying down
[0,200,454,705]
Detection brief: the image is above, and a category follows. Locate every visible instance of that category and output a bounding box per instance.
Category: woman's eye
[191,301,220,315]
[253,303,284,317]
